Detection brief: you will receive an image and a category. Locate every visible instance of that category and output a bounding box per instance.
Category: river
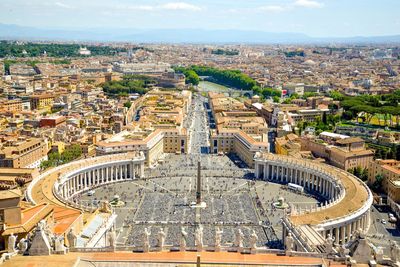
[197,81,229,93]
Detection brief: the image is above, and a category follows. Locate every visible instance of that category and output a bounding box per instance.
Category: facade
[210,130,269,167]
[208,93,269,167]
[300,136,374,171]
[30,94,55,111]
[96,129,187,166]
[0,138,49,168]
[368,160,400,217]
[0,99,23,112]
[39,116,67,128]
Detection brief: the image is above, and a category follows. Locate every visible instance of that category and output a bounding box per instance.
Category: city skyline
[0,0,400,38]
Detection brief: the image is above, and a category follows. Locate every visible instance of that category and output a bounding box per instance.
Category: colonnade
[321,209,371,245]
[255,161,342,201]
[59,161,144,199]
[254,153,373,249]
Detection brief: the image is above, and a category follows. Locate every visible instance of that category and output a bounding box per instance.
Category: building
[96,128,188,166]
[0,138,49,168]
[208,93,269,167]
[40,116,67,128]
[275,133,302,157]
[78,47,91,56]
[0,99,23,112]
[0,168,39,190]
[299,135,374,171]
[30,94,55,111]
[368,159,400,217]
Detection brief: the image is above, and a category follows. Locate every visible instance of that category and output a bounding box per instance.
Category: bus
[288,183,304,193]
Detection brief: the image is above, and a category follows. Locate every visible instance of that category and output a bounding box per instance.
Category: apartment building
[300,135,374,171]
[0,99,23,112]
[208,93,269,167]
[0,138,49,168]
[96,128,188,166]
[30,94,55,111]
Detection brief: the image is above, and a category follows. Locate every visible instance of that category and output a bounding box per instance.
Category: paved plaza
[79,153,320,249]
[77,93,322,250]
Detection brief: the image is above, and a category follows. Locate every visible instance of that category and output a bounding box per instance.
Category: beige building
[96,128,188,167]
[0,99,23,112]
[30,94,55,111]
[0,138,49,168]
[209,92,269,167]
[368,159,400,195]
[300,136,374,171]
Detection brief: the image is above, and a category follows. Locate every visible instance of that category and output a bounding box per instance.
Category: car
[87,190,95,196]
[381,219,387,224]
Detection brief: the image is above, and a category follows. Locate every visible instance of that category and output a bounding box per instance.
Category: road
[187,93,210,155]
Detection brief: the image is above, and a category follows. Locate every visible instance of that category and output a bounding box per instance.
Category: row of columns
[322,209,371,245]
[255,162,338,200]
[61,161,144,199]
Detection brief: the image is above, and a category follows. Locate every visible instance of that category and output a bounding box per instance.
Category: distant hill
[0,23,400,44]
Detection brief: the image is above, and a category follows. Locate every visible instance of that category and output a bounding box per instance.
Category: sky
[1,0,399,37]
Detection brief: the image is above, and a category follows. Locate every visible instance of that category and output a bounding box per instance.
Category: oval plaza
[25,149,372,256]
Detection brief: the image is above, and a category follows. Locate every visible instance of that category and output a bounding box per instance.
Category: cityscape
[1,0,400,266]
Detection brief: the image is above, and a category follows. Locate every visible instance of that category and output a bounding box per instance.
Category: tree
[124,101,132,108]
[371,174,384,192]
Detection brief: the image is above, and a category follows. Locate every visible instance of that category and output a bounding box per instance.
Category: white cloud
[259,5,285,12]
[125,5,154,11]
[115,2,202,12]
[293,0,323,8]
[160,2,202,11]
[54,1,73,9]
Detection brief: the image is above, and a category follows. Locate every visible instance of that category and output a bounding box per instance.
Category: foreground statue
[143,228,151,252]
[250,230,258,254]
[234,229,244,253]
[215,227,223,252]
[180,227,188,252]
[8,233,16,253]
[157,228,166,251]
[195,225,204,252]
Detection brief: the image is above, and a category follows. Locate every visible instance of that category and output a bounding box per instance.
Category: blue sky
[1,0,399,37]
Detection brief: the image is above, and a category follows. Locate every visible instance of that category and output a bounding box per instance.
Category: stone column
[346,223,351,242]
[340,226,345,244]
[335,228,339,245]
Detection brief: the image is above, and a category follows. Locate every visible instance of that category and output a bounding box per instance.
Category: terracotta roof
[2,203,53,236]
[336,137,364,145]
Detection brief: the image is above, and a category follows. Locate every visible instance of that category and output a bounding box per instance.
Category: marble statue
[285,233,293,253]
[215,227,223,252]
[143,228,150,252]
[325,234,334,254]
[67,228,77,249]
[180,227,188,252]
[339,244,350,258]
[108,229,116,251]
[250,230,258,253]
[158,228,166,251]
[54,235,66,254]
[390,240,400,263]
[100,201,112,213]
[8,233,16,253]
[234,229,244,252]
[18,238,27,254]
[195,225,204,251]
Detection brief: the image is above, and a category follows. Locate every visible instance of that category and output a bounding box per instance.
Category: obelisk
[196,161,201,205]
